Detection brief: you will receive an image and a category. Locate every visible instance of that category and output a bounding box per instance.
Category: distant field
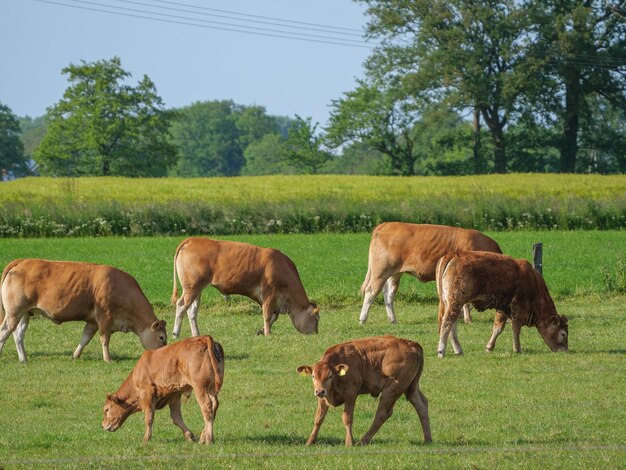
[1,174,625,236]
[0,234,624,468]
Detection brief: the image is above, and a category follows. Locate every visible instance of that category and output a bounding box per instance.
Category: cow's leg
[511,318,523,353]
[305,398,329,446]
[169,395,195,442]
[73,322,98,359]
[141,394,157,443]
[405,382,432,443]
[359,389,401,445]
[99,327,112,363]
[173,291,195,338]
[462,304,473,323]
[359,276,387,325]
[0,312,26,360]
[186,295,201,337]
[450,319,464,356]
[438,304,462,358]
[12,314,30,363]
[341,395,357,446]
[485,311,508,352]
[257,311,278,336]
[382,274,401,324]
[260,299,279,336]
[194,388,218,444]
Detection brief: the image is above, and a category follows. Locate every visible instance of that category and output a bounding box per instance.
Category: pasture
[0,232,625,468]
[1,174,625,236]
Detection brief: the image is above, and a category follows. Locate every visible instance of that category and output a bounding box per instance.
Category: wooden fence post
[533,243,543,274]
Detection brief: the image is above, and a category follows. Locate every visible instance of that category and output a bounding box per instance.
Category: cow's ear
[107,394,120,404]
[297,365,312,377]
[335,364,349,377]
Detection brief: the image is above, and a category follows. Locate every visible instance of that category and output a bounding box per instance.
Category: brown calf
[297,335,432,446]
[436,251,569,357]
[102,336,224,443]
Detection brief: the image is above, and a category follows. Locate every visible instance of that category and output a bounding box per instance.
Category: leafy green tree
[0,103,30,178]
[19,115,47,159]
[321,141,389,175]
[282,116,332,174]
[355,0,541,173]
[530,1,626,172]
[242,133,297,175]
[326,80,422,175]
[35,57,177,176]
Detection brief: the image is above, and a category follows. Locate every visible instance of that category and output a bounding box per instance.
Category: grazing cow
[171,237,319,337]
[0,259,167,363]
[103,335,224,444]
[435,251,569,357]
[359,222,502,325]
[297,335,432,446]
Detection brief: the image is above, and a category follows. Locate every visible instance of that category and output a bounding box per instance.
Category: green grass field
[0,233,625,468]
[1,174,625,236]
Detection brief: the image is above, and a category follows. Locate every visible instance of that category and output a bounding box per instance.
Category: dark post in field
[533,243,543,274]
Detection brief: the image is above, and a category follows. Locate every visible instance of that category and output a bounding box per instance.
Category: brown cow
[103,335,224,443]
[435,251,569,357]
[171,237,319,337]
[359,222,502,325]
[297,335,432,446]
[0,259,167,363]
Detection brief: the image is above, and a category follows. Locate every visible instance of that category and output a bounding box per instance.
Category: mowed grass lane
[0,233,624,468]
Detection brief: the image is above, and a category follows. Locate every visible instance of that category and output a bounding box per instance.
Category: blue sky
[1,0,373,126]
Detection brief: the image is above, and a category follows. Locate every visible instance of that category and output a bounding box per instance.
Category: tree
[281,116,332,174]
[326,80,422,175]
[35,57,177,176]
[355,0,541,173]
[242,133,297,175]
[0,102,30,178]
[531,1,626,172]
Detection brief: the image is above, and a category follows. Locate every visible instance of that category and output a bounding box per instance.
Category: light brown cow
[359,222,502,325]
[103,335,224,443]
[0,259,167,363]
[171,237,319,337]
[297,335,432,446]
[435,251,569,357]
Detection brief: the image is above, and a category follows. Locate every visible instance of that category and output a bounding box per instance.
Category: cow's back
[370,223,501,281]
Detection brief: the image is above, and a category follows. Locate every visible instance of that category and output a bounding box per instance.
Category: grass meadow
[1,174,625,236]
[0,232,625,468]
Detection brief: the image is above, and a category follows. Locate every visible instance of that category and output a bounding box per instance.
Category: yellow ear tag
[338,369,346,377]
[299,370,309,377]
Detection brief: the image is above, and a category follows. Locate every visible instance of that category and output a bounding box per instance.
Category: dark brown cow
[102,335,224,444]
[171,237,319,337]
[297,335,432,446]
[0,259,167,363]
[359,222,502,325]
[436,251,569,357]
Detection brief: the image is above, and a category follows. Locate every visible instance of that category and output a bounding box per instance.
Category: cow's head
[102,393,136,432]
[139,320,167,350]
[539,315,569,352]
[290,303,320,335]
[297,361,348,398]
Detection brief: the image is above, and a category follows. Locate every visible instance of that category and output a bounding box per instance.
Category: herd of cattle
[0,222,569,446]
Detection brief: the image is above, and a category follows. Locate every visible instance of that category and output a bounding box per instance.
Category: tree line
[1,1,624,178]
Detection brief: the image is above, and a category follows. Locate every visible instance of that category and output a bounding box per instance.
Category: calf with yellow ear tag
[297,335,432,446]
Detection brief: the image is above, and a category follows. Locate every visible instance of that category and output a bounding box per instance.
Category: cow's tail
[360,261,372,297]
[206,336,224,392]
[0,259,20,324]
[435,253,456,331]
[171,240,187,305]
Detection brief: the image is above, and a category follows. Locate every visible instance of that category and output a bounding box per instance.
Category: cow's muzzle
[102,423,118,432]
[315,390,326,398]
